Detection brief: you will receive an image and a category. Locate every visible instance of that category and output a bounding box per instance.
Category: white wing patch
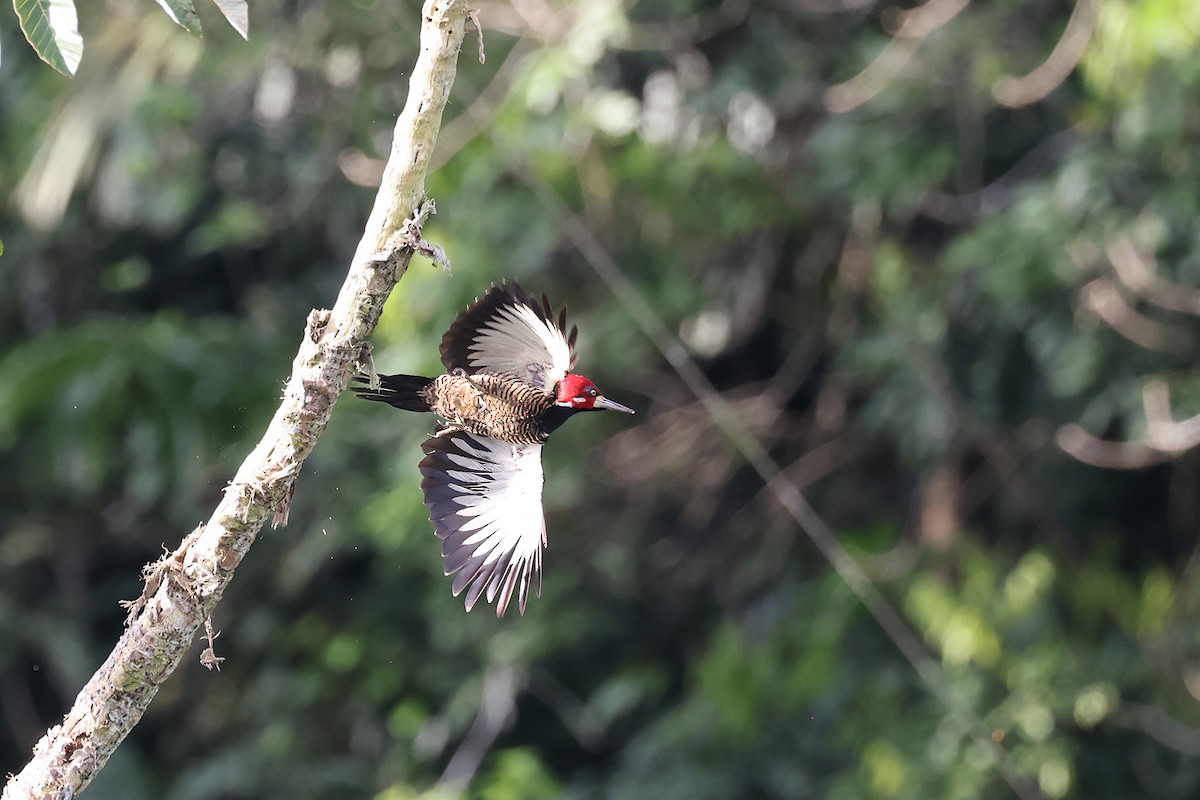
[419,430,547,616]
[468,302,573,390]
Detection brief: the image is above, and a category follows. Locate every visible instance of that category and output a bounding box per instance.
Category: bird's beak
[594,396,635,414]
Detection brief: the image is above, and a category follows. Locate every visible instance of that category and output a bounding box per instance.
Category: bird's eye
[587,387,599,397]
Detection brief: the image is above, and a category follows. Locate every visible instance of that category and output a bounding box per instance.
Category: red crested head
[555,373,635,414]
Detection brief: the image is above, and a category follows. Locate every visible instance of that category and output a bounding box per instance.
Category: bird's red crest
[556,373,602,409]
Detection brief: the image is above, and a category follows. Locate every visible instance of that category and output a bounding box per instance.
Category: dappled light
[5,0,1200,798]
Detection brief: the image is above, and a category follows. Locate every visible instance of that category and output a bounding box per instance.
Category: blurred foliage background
[4,0,1200,797]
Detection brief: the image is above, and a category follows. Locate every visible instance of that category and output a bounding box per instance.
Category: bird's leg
[451,366,485,389]
[431,421,466,438]
[450,367,491,414]
[357,341,379,389]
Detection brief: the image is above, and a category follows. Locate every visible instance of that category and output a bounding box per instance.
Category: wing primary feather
[418,429,547,617]
[497,562,521,617]
[485,563,508,604]
[443,540,476,574]
[464,562,494,610]
[452,564,474,595]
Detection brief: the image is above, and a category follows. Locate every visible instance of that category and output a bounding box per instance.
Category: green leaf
[13,0,83,76]
[154,0,203,36]
[210,0,248,39]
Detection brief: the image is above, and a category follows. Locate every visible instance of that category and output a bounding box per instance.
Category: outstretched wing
[440,282,578,391]
[419,429,547,616]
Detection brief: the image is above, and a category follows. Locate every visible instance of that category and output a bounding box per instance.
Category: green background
[4,1,1200,797]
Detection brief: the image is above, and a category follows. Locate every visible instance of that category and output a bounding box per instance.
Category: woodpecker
[354,282,634,617]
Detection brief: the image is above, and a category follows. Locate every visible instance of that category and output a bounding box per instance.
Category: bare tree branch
[1058,233,1200,468]
[824,0,970,113]
[1,2,469,798]
[992,0,1096,107]
[1140,379,1200,452]
[1110,703,1200,756]
[1077,277,1189,352]
[431,37,534,172]
[1108,236,1200,316]
[1057,379,1200,469]
[436,664,520,793]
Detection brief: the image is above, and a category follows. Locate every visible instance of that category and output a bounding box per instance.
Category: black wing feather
[439,281,578,382]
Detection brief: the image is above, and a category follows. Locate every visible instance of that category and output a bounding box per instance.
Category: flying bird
[355,282,635,616]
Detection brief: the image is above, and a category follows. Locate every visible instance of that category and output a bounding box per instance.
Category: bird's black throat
[541,404,580,437]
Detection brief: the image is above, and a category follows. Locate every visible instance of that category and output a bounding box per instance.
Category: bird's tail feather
[352,373,434,412]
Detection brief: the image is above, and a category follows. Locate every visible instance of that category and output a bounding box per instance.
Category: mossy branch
[1,2,468,797]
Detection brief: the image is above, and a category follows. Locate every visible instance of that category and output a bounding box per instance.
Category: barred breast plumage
[421,372,558,444]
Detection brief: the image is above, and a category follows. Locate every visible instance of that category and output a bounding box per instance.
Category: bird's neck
[541,404,579,436]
